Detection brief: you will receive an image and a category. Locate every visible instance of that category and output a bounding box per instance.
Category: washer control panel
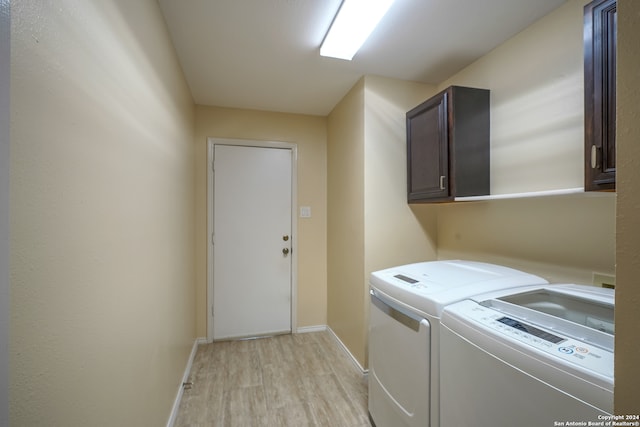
[464,304,613,378]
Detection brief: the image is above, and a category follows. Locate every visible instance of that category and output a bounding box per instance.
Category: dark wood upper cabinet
[406,86,490,203]
[584,0,616,192]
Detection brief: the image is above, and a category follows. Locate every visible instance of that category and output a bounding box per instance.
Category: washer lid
[478,284,614,352]
[370,260,548,316]
[493,285,614,334]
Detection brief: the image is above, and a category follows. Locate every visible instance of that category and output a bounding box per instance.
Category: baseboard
[166,337,207,427]
[295,325,328,334]
[296,325,368,376]
[326,326,368,375]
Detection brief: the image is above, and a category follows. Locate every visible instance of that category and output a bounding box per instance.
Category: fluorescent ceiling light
[320,0,396,60]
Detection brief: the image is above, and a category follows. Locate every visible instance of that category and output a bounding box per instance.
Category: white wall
[0,1,10,426]
[10,0,196,425]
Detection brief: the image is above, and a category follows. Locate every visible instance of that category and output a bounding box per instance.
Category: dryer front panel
[369,290,431,427]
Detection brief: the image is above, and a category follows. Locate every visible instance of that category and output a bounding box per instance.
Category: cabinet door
[407,93,449,201]
[584,0,616,191]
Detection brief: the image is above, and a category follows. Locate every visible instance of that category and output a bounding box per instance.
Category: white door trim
[206,137,298,342]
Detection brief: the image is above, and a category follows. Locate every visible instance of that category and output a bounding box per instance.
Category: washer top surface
[442,283,615,384]
[370,260,548,317]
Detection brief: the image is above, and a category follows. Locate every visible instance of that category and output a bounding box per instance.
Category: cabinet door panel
[584,0,616,191]
[407,94,449,201]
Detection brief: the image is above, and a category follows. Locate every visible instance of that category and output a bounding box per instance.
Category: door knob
[283,235,289,241]
[282,248,290,256]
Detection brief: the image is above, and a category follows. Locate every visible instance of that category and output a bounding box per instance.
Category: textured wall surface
[10,1,196,425]
[327,79,367,367]
[1,1,10,425]
[614,0,640,413]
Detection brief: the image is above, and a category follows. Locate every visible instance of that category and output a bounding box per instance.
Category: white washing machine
[439,284,614,427]
[368,260,548,427]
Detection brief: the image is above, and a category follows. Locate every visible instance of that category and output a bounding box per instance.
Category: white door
[213,144,292,340]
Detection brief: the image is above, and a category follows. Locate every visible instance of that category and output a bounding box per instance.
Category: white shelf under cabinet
[454,187,599,202]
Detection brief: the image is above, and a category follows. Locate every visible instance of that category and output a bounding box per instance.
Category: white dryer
[368,260,548,427]
[439,284,614,427]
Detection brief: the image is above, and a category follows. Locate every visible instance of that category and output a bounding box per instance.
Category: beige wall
[362,76,439,366]
[434,0,616,285]
[614,0,640,413]
[327,79,366,366]
[438,0,586,195]
[0,0,9,422]
[438,195,615,283]
[10,1,196,425]
[8,0,637,421]
[363,75,439,274]
[194,105,328,337]
[327,76,438,368]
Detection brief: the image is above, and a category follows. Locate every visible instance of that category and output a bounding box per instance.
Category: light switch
[300,206,311,218]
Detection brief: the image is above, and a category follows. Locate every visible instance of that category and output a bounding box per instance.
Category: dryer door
[368,290,431,427]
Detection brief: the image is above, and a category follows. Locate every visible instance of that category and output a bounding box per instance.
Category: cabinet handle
[591,145,599,169]
[440,175,446,190]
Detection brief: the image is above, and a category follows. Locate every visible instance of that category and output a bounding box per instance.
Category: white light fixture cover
[320,0,396,60]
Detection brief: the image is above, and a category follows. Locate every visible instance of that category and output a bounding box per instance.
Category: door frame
[207,137,298,342]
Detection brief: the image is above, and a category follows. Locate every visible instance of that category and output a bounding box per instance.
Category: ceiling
[158,0,567,116]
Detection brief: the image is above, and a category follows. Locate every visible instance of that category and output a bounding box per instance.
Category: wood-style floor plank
[174,331,370,426]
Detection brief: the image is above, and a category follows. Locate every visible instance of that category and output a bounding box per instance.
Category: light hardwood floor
[174,331,370,427]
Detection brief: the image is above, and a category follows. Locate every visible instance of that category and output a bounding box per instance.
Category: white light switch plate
[300,206,311,218]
